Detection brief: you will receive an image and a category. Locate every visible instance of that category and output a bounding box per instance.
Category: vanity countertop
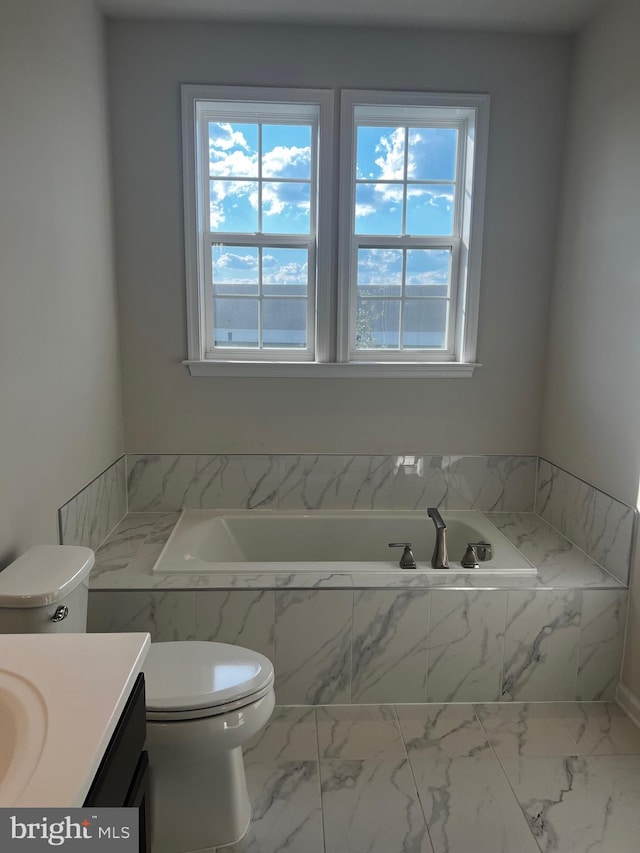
[0,631,150,807]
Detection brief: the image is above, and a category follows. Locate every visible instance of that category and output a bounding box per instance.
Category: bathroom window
[182,86,488,377]
[182,86,334,364]
[337,91,489,366]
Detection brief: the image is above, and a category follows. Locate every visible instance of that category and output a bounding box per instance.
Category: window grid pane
[211,244,309,351]
[354,123,458,239]
[351,116,462,355]
[208,120,313,237]
[355,246,451,351]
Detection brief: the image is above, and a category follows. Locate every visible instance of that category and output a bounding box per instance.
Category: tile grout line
[499,590,508,701]
[314,706,328,853]
[471,703,546,853]
[574,589,585,702]
[392,703,438,853]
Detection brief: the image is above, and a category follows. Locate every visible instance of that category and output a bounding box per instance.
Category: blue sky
[208,122,311,234]
[355,125,457,236]
[208,121,456,307]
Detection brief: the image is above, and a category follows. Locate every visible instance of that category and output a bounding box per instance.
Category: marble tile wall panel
[274,590,352,704]
[192,590,275,661]
[125,453,538,512]
[536,458,636,584]
[351,590,429,703]
[502,590,582,701]
[390,454,450,509]
[89,584,625,703]
[446,455,536,511]
[127,454,279,512]
[277,455,343,510]
[427,591,507,702]
[59,456,127,550]
[88,589,195,641]
[333,455,396,509]
[577,590,627,700]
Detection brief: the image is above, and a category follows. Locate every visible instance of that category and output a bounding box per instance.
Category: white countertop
[0,632,150,807]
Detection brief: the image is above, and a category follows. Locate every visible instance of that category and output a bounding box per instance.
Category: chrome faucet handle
[388,542,417,570]
[461,544,480,569]
[467,542,493,562]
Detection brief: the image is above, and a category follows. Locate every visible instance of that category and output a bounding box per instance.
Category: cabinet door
[125,751,150,853]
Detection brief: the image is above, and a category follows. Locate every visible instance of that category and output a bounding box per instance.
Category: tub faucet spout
[427,507,449,570]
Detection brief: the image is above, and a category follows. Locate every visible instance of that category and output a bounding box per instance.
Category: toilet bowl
[0,546,275,852]
[144,641,275,852]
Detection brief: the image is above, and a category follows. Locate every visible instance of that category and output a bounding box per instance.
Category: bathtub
[152,509,536,575]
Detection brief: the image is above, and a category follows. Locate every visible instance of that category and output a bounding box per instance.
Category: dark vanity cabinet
[84,673,150,853]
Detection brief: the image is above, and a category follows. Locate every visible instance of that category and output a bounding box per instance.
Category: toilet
[0,545,275,852]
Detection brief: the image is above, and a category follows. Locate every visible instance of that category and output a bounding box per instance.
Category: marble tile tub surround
[89,584,627,703]
[536,458,636,585]
[125,452,636,580]
[58,453,636,584]
[89,512,628,703]
[58,455,127,551]
[126,453,538,513]
[90,510,624,592]
[207,701,640,853]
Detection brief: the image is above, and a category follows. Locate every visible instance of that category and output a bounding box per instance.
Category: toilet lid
[143,641,274,713]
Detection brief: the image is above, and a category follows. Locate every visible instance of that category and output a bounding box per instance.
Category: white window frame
[182,85,334,366]
[182,85,489,378]
[338,90,490,368]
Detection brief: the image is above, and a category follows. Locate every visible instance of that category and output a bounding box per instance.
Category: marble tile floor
[204,701,640,853]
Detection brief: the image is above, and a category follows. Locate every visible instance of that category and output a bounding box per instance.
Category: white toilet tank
[0,545,94,633]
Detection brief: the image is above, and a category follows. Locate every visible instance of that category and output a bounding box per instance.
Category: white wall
[538,0,640,696]
[0,0,124,562]
[107,20,572,454]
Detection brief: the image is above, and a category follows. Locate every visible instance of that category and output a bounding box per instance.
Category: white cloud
[209,122,252,151]
[355,203,377,218]
[407,186,454,208]
[208,131,311,228]
[263,145,310,179]
[262,256,308,284]
[354,128,456,222]
[406,270,449,286]
[374,128,405,180]
[357,249,403,284]
[209,149,257,177]
[262,183,310,222]
[215,251,258,271]
[209,123,257,177]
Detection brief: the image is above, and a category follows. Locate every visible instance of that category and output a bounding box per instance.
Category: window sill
[183,360,481,378]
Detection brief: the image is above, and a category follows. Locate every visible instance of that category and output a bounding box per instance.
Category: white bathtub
[152,510,536,575]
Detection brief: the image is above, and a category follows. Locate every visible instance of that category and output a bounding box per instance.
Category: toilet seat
[144,641,274,722]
